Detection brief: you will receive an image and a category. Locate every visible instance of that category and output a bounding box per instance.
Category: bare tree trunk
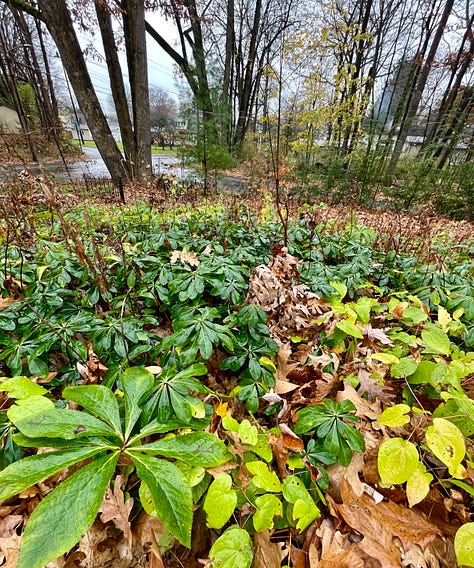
[95,1,135,174]
[122,0,151,181]
[384,0,455,180]
[37,0,130,184]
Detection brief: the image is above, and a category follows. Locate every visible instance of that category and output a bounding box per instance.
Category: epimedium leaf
[378,403,411,427]
[377,438,419,485]
[246,461,282,492]
[425,418,466,478]
[120,367,154,438]
[454,523,474,567]
[10,407,118,440]
[282,476,320,530]
[203,473,237,529]
[390,357,418,379]
[131,453,193,547]
[63,385,122,436]
[209,525,253,568]
[336,319,363,339]
[135,432,231,467]
[421,323,451,356]
[292,498,320,531]
[408,360,437,385]
[406,462,433,508]
[0,446,107,501]
[17,452,119,568]
[239,419,259,446]
[253,494,282,532]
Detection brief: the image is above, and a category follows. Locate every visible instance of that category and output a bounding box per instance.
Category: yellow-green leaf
[425,418,465,478]
[378,404,411,427]
[454,523,474,567]
[406,462,433,507]
[203,474,237,529]
[378,438,419,485]
[253,494,282,532]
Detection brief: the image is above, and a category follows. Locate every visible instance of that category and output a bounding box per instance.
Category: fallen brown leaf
[253,531,287,568]
[99,476,133,545]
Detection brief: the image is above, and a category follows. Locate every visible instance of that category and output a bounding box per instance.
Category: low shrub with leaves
[1,196,474,567]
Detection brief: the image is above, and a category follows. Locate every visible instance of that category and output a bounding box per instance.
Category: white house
[0,104,20,133]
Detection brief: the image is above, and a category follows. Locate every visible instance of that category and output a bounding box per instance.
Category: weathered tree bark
[39,0,130,184]
[2,0,131,184]
[122,0,151,181]
[95,1,135,174]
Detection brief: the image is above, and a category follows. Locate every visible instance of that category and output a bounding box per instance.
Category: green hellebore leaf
[246,460,282,492]
[131,453,193,547]
[454,523,474,567]
[17,452,119,568]
[203,473,237,529]
[7,395,54,422]
[0,376,48,400]
[253,494,282,532]
[120,367,154,438]
[377,438,419,485]
[378,404,411,427]
[0,446,106,501]
[425,418,466,478]
[209,526,253,568]
[136,432,231,467]
[63,385,122,436]
[11,407,117,440]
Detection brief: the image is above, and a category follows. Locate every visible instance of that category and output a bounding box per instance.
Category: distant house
[0,104,20,133]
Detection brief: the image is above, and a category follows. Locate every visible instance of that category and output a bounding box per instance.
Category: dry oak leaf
[309,518,365,568]
[99,476,134,546]
[170,250,200,266]
[0,515,23,568]
[253,530,287,568]
[328,477,441,568]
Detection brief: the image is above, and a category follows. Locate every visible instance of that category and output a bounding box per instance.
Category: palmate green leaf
[10,407,118,440]
[120,367,154,438]
[294,406,332,434]
[132,454,193,547]
[17,452,119,568]
[204,473,237,529]
[0,446,106,501]
[136,432,231,467]
[209,526,253,568]
[63,385,122,436]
